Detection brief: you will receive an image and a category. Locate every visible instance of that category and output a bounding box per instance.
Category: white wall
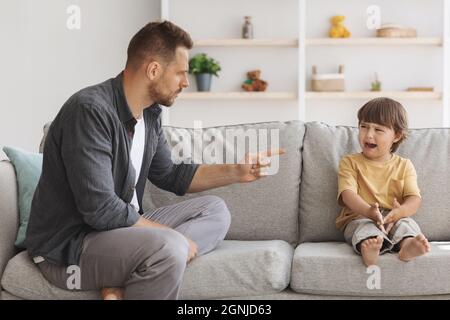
[0,0,159,153]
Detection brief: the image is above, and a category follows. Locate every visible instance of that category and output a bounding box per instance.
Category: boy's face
[358,121,401,162]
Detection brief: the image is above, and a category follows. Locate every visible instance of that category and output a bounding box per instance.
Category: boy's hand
[384,198,402,233]
[366,202,386,234]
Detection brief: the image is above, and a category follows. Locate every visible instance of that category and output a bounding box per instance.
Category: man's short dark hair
[126,20,193,70]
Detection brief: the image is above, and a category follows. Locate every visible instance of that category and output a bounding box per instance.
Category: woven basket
[311,65,345,92]
[376,24,417,38]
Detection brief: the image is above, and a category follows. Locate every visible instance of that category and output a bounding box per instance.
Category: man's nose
[182,76,189,88]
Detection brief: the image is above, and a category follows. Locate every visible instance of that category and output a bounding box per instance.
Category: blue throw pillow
[2,146,42,248]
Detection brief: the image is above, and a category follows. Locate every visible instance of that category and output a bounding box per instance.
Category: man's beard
[148,83,180,107]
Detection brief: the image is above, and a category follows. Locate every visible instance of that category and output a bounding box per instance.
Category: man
[26,20,283,300]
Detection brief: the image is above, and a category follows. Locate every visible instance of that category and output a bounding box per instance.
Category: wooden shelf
[193,38,298,47]
[179,92,297,100]
[306,91,442,100]
[306,37,442,46]
[192,38,442,47]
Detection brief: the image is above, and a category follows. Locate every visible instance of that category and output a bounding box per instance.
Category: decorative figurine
[242,70,268,92]
[329,15,351,38]
[371,73,381,91]
[242,16,254,39]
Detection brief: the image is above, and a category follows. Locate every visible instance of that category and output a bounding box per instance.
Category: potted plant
[189,53,221,92]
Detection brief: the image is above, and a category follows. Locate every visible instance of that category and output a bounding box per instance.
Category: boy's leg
[389,218,430,261]
[344,218,392,266]
[37,226,189,299]
[344,218,392,254]
[144,195,231,255]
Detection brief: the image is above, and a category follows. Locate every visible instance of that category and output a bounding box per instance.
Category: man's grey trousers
[37,195,231,299]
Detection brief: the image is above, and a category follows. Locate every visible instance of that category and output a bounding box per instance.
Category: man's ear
[145,60,162,81]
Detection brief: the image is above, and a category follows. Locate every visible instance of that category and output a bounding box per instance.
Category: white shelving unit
[179,92,297,100]
[161,0,450,128]
[193,39,298,47]
[444,0,450,126]
[306,37,443,46]
[306,91,442,100]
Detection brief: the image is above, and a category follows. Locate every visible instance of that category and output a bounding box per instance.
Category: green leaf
[189,53,221,77]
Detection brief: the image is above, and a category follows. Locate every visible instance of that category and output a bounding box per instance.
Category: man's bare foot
[398,234,431,262]
[360,236,383,267]
[101,287,124,300]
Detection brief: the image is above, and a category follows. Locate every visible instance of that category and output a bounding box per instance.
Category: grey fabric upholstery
[0,161,19,288]
[180,240,294,299]
[1,251,100,300]
[291,241,450,296]
[2,240,293,300]
[147,121,304,245]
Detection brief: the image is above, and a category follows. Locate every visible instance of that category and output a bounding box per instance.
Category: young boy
[336,97,430,267]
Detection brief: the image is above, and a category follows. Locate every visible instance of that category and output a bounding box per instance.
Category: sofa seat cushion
[180,240,294,299]
[291,242,450,296]
[1,251,100,300]
[2,240,293,300]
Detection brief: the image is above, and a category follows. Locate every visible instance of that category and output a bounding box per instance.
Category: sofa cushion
[2,240,293,300]
[291,241,450,296]
[299,122,450,242]
[2,147,43,248]
[1,251,100,300]
[299,122,359,242]
[147,121,304,245]
[180,240,293,299]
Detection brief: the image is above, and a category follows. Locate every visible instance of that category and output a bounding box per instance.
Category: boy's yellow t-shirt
[336,153,421,231]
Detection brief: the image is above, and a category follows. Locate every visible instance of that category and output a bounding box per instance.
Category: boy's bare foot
[101,287,124,300]
[360,236,383,267]
[398,234,431,262]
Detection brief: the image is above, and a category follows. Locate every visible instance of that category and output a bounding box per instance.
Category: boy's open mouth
[365,142,377,149]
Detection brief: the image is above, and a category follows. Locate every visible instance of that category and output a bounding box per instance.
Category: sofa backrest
[145,121,305,245]
[0,160,19,286]
[299,122,450,242]
[40,120,305,245]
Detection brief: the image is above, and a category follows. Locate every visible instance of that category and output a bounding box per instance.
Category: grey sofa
[1,121,450,300]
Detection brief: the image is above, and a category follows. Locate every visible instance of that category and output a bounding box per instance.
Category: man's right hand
[186,237,198,263]
[366,202,386,234]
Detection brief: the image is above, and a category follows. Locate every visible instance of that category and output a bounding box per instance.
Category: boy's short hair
[357,97,408,152]
[126,20,193,70]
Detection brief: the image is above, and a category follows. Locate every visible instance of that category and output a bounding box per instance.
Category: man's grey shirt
[26,73,199,266]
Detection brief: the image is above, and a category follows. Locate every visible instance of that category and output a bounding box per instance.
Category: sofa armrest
[0,161,19,288]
